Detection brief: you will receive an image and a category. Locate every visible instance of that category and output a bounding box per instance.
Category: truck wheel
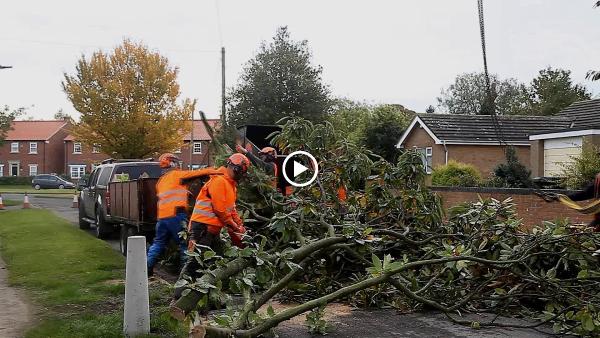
[119,226,138,256]
[78,202,90,230]
[95,206,112,239]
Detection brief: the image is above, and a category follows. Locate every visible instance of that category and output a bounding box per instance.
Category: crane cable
[477,0,505,145]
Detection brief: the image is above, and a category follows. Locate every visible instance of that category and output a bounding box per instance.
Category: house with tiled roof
[396,114,572,177]
[62,118,220,179]
[0,120,70,177]
[177,119,220,170]
[530,98,600,177]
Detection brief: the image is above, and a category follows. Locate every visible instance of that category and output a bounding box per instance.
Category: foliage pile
[431,160,481,187]
[561,143,600,190]
[172,118,600,337]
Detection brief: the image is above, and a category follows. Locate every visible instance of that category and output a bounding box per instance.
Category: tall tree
[363,104,413,162]
[526,67,591,116]
[327,99,372,145]
[63,40,194,158]
[0,106,23,144]
[437,72,529,115]
[226,26,331,128]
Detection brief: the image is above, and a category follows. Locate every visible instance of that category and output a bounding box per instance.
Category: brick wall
[431,186,592,229]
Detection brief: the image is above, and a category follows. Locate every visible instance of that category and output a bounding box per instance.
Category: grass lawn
[0,185,74,195]
[0,209,186,338]
[3,199,21,206]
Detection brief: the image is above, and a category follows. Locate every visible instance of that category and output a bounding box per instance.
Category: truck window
[89,168,101,187]
[97,167,113,186]
[111,165,162,182]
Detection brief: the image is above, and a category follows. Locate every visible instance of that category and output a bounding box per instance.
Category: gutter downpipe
[443,140,448,165]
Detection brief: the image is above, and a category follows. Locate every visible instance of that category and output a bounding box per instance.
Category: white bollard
[123,236,150,337]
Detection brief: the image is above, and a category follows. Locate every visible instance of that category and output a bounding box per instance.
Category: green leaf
[240,247,254,257]
[267,305,276,317]
[371,254,383,272]
[577,270,589,279]
[203,250,215,260]
[174,279,188,288]
[582,313,595,332]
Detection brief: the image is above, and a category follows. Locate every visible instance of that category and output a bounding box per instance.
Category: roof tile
[6,120,68,141]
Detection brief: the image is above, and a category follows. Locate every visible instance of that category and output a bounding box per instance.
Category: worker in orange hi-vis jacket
[175,153,250,292]
[147,153,218,277]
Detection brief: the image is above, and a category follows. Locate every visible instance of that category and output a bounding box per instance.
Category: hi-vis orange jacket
[190,167,243,234]
[156,168,219,219]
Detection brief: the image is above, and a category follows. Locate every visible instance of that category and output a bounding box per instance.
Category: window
[417,147,433,174]
[193,142,202,154]
[0,165,3,177]
[29,164,38,176]
[29,142,38,154]
[69,165,86,179]
[92,144,100,154]
[174,148,182,154]
[10,142,19,153]
[97,167,113,186]
[73,142,82,154]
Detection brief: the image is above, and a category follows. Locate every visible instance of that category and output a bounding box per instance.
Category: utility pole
[189,110,194,169]
[221,47,226,124]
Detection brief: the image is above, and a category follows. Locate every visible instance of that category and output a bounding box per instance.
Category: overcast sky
[2,0,599,120]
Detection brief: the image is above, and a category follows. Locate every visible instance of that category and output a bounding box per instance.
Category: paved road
[5,194,553,337]
[3,193,121,251]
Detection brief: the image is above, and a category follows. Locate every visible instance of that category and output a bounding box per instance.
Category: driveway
[4,194,554,337]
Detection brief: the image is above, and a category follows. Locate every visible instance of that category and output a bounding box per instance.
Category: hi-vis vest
[156,168,218,219]
[190,167,240,234]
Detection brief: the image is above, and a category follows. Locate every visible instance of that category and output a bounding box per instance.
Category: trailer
[109,178,158,255]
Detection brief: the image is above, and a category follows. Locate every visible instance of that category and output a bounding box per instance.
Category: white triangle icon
[293,161,309,177]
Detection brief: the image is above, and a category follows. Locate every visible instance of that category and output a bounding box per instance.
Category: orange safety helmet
[227,153,250,174]
[260,147,277,156]
[159,153,181,168]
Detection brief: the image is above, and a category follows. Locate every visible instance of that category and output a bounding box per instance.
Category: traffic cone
[0,194,5,210]
[23,193,31,209]
[72,194,78,208]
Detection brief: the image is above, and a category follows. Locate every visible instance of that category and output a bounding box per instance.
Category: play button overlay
[294,161,309,177]
[282,150,318,188]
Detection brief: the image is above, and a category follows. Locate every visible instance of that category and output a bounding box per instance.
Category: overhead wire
[477,0,505,146]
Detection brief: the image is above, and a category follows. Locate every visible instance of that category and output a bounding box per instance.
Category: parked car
[31,174,76,190]
[77,159,162,240]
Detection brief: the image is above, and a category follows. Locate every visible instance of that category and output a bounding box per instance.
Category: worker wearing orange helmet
[236,145,279,188]
[147,153,218,276]
[176,153,250,287]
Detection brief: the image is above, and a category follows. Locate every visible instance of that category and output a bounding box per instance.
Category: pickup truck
[77,159,162,245]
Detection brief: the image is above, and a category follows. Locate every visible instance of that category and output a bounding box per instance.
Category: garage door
[543,137,582,177]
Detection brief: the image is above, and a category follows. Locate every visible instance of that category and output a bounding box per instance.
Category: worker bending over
[236,145,278,187]
[147,153,216,276]
[177,153,250,285]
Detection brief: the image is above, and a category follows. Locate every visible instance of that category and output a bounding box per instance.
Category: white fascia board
[529,129,600,141]
[396,116,442,148]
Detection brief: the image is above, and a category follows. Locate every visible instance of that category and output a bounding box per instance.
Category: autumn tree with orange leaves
[63,39,194,158]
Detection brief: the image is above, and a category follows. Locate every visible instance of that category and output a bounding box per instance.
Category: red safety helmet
[227,153,250,174]
[158,153,180,169]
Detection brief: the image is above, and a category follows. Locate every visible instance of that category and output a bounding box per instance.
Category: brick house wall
[64,140,109,179]
[432,186,591,230]
[402,127,530,177]
[0,121,69,177]
[178,140,214,169]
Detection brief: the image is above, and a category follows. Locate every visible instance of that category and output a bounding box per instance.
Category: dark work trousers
[173,221,225,299]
